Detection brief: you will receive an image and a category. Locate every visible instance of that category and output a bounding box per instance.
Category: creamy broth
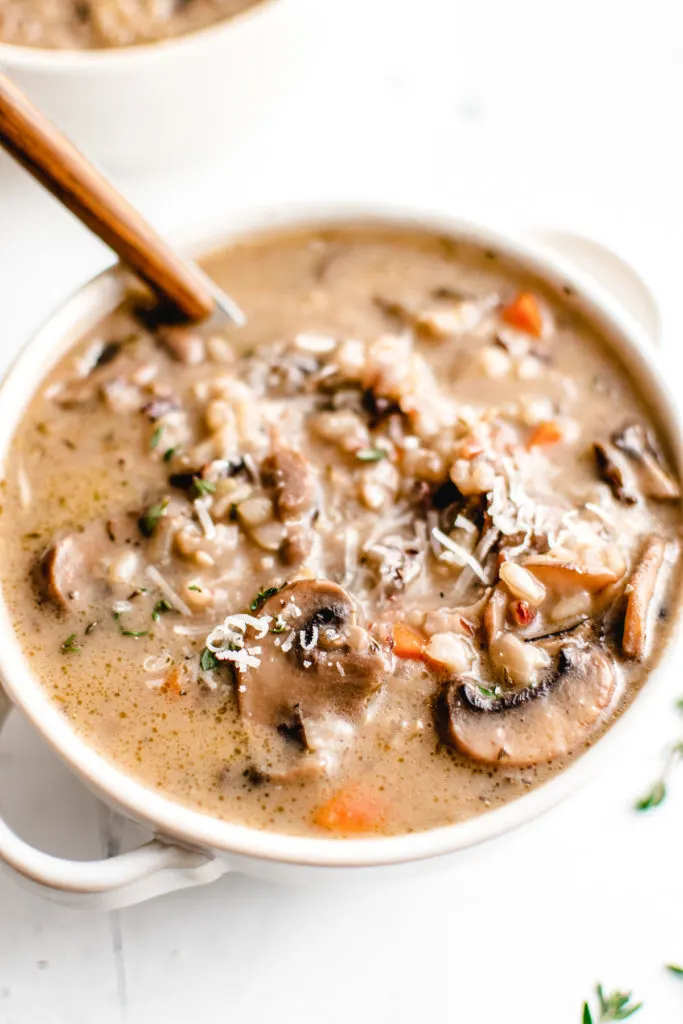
[1,226,680,838]
[0,0,264,49]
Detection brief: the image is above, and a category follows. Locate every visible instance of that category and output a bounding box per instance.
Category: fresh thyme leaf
[152,599,173,621]
[666,964,683,976]
[191,477,216,499]
[200,647,219,672]
[61,633,82,653]
[635,778,667,811]
[188,584,201,592]
[138,498,169,537]
[477,685,495,697]
[120,628,149,638]
[272,616,286,634]
[356,447,387,463]
[163,447,177,463]
[149,426,163,450]
[250,585,281,612]
[590,984,642,1021]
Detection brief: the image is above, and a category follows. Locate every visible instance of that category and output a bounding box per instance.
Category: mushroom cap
[443,644,616,766]
[41,516,137,611]
[524,558,621,595]
[237,579,390,779]
[622,535,666,660]
[260,442,314,521]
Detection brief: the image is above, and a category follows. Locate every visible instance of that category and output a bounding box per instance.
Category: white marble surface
[2,1,683,1020]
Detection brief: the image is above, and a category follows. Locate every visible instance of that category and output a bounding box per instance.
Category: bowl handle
[0,698,229,909]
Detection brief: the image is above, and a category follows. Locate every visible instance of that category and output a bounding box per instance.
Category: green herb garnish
[356,448,387,463]
[595,984,642,1021]
[666,964,683,976]
[138,498,168,538]
[250,585,281,612]
[152,599,173,621]
[188,585,201,592]
[583,985,643,1022]
[635,779,667,812]
[149,426,163,450]
[272,616,286,634]
[200,647,219,672]
[192,477,216,499]
[635,740,683,812]
[85,621,97,635]
[120,628,149,639]
[61,634,82,653]
[163,447,177,463]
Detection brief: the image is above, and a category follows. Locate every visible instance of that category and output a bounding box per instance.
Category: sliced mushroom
[524,557,621,595]
[260,441,314,521]
[41,516,137,611]
[594,442,637,505]
[279,523,314,566]
[238,580,390,780]
[622,535,666,660]
[443,643,616,766]
[612,421,681,501]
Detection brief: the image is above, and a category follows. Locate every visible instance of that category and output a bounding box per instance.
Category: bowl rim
[0,199,681,870]
[0,0,281,68]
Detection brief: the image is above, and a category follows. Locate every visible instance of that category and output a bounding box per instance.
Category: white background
[1,1,683,1021]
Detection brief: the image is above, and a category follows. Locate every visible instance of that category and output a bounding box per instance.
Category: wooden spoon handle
[0,72,215,322]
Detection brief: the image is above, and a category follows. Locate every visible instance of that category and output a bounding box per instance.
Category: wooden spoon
[0,71,244,326]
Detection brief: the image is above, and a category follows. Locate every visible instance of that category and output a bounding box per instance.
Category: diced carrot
[392,622,426,660]
[313,787,386,834]
[161,665,187,700]
[502,291,543,337]
[527,420,563,449]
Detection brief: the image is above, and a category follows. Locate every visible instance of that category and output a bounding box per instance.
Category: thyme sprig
[582,984,642,1022]
[635,738,683,812]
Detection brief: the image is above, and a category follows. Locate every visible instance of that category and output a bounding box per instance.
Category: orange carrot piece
[161,665,187,699]
[313,787,385,834]
[527,420,563,448]
[392,623,426,660]
[502,291,543,337]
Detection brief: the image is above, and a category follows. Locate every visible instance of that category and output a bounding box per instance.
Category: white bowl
[0,201,680,909]
[0,0,319,173]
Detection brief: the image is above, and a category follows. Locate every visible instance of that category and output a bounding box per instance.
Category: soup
[1,225,680,837]
[0,0,264,49]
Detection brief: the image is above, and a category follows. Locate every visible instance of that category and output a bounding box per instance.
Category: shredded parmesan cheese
[431,527,489,583]
[194,498,216,540]
[146,566,192,616]
[300,625,319,652]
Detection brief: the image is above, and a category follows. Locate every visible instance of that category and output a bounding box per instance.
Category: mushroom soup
[0,0,264,49]
[1,225,680,837]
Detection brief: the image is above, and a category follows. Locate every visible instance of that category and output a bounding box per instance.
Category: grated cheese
[454,514,477,534]
[300,625,319,652]
[194,498,216,540]
[146,566,192,616]
[281,630,296,653]
[431,527,489,583]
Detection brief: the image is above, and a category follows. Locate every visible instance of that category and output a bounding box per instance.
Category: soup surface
[0,0,263,49]
[1,225,681,838]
